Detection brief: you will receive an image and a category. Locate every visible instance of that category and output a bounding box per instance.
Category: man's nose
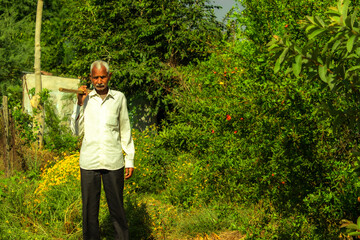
[94,78,102,84]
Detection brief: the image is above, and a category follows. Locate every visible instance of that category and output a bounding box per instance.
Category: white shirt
[70,89,135,170]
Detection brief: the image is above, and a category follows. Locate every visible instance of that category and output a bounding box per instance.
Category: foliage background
[1,0,360,239]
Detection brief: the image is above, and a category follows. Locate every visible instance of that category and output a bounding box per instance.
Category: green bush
[149,31,360,237]
[43,99,79,154]
[130,126,172,194]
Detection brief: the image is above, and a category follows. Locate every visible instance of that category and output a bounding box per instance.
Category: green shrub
[43,99,79,153]
[130,126,174,194]
[151,33,360,237]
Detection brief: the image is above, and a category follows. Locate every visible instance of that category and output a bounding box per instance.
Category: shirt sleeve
[70,103,84,136]
[119,95,135,168]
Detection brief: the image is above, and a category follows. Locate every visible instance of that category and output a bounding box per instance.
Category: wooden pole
[34,0,44,148]
[0,104,3,174]
[10,111,15,172]
[2,96,11,176]
[34,0,43,95]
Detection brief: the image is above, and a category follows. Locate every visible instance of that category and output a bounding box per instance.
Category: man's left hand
[125,168,134,179]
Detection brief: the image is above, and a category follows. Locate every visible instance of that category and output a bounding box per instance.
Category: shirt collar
[89,88,115,99]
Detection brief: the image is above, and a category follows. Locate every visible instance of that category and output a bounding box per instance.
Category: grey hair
[90,60,110,74]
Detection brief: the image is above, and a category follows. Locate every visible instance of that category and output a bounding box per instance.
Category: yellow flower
[35,152,80,198]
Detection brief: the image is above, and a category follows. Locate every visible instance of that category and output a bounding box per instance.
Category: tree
[268,0,360,139]
[147,0,360,237]
[32,0,44,148]
[236,0,338,45]
[39,0,223,125]
[0,0,36,85]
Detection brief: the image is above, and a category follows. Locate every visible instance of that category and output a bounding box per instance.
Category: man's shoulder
[109,89,125,98]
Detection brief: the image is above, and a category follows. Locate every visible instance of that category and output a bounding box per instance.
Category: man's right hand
[77,85,88,106]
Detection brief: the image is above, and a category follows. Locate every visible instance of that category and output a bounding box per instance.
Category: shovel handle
[59,88,90,94]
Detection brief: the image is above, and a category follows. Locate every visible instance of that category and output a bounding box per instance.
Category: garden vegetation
[1,0,360,239]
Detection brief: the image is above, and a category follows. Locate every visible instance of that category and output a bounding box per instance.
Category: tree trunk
[34,0,44,148]
[2,96,12,176]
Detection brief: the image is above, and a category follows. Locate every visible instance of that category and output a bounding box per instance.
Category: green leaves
[274,47,289,74]
[339,0,350,21]
[318,64,334,89]
[340,217,360,237]
[293,55,302,77]
[0,0,36,82]
[331,39,342,53]
[305,15,328,40]
[43,0,223,124]
[308,28,327,39]
[267,0,360,170]
[269,0,360,92]
[318,65,327,83]
[346,34,357,52]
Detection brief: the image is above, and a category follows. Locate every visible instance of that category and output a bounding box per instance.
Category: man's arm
[119,94,135,179]
[70,86,87,136]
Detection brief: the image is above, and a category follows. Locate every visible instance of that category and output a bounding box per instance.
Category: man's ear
[108,72,112,79]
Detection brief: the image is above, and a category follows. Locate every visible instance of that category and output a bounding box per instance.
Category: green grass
[0,169,248,239]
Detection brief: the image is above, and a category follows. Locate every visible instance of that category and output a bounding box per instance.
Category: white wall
[22,74,80,121]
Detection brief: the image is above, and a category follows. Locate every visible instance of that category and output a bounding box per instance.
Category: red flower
[234,131,238,134]
[240,117,244,120]
[272,173,275,177]
[213,71,217,74]
[226,114,231,121]
[281,181,285,184]
[285,24,289,28]
[211,129,215,134]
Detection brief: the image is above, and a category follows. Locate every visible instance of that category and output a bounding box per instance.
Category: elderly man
[71,60,134,240]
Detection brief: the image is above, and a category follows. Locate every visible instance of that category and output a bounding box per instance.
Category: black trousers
[80,168,129,240]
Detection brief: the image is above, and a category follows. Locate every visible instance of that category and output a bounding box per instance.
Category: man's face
[90,65,111,92]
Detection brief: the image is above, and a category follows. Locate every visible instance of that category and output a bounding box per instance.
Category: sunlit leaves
[347,34,357,52]
[0,0,36,83]
[49,0,223,123]
[268,0,360,141]
[293,55,302,77]
[308,28,327,39]
[269,0,360,91]
[274,47,289,74]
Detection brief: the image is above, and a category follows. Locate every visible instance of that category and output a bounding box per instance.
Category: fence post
[2,96,11,176]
